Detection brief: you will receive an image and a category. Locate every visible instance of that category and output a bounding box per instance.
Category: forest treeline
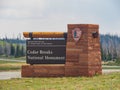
[0,37,26,58]
[0,34,120,63]
[100,34,120,65]
[100,34,120,61]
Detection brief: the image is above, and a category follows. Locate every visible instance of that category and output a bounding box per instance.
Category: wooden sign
[26,40,66,64]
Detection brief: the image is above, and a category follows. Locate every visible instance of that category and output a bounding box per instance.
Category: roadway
[0,70,120,80]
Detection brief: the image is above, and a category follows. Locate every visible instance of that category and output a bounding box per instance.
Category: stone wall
[22,65,65,77]
[65,24,102,76]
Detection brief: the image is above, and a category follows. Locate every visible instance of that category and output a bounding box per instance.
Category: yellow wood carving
[23,32,65,38]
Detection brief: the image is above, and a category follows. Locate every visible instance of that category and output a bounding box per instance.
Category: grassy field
[0,72,120,90]
[0,55,26,60]
[0,60,120,89]
[102,66,120,69]
[0,60,25,71]
[0,60,120,71]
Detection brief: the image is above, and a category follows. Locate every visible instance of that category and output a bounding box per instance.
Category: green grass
[0,60,25,63]
[102,66,120,69]
[0,66,20,71]
[0,59,120,71]
[0,55,26,60]
[0,40,4,44]
[0,60,120,89]
[102,61,120,66]
[0,60,18,64]
[0,60,25,71]
[0,72,120,90]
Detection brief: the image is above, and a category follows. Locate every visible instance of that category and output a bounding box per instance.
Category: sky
[0,0,120,38]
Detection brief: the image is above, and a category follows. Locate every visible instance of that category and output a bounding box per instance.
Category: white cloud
[0,8,31,18]
[0,0,120,38]
[0,0,46,19]
[0,0,45,8]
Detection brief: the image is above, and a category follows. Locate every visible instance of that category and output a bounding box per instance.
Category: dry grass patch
[0,72,120,90]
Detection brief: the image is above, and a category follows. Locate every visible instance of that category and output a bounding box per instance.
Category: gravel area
[102,69,120,74]
[0,71,21,80]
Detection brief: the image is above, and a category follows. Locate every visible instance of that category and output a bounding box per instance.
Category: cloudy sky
[0,0,119,38]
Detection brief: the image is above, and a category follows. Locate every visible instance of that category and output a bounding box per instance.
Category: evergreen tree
[107,50,112,60]
[20,45,25,56]
[101,44,107,61]
[0,45,4,55]
[4,42,8,57]
[15,44,20,58]
[113,48,117,60]
[10,43,15,56]
[101,44,104,60]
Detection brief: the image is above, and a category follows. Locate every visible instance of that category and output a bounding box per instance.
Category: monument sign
[22,24,102,77]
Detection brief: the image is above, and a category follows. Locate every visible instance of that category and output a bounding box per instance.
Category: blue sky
[0,0,120,38]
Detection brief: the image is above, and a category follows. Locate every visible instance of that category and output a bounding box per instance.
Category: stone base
[21,65,102,77]
[22,65,65,77]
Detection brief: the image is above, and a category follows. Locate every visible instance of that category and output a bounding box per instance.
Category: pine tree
[20,45,25,56]
[4,42,8,57]
[10,43,15,56]
[15,44,20,58]
[0,45,4,55]
[107,50,112,60]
